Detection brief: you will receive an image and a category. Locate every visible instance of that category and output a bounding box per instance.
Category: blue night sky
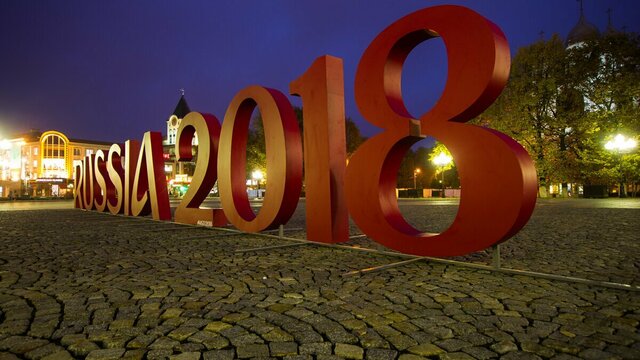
[0,0,639,143]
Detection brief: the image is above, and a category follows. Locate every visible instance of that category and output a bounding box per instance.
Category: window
[33,147,38,155]
[73,148,81,156]
[85,149,93,156]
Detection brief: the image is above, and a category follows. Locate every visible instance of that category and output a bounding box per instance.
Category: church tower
[566,0,600,49]
[165,89,191,146]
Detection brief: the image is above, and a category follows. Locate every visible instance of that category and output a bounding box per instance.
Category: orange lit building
[0,130,112,198]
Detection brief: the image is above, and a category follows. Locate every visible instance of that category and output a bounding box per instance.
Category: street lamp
[605,134,637,198]
[432,152,453,198]
[413,168,421,189]
[252,169,264,199]
[18,140,26,197]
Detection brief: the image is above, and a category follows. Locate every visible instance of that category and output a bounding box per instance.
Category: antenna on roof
[179,88,185,96]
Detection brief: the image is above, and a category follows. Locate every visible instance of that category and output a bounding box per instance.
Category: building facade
[0,130,112,198]
[163,94,199,197]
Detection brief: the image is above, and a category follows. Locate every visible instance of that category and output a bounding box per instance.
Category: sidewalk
[0,201,638,359]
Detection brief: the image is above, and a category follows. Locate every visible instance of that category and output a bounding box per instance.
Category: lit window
[85,149,93,156]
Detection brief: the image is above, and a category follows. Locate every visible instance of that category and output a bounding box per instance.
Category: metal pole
[492,244,501,269]
[441,168,445,198]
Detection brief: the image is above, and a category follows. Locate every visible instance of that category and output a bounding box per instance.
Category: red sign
[74,5,537,257]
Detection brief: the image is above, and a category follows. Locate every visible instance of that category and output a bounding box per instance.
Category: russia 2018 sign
[74,6,537,257]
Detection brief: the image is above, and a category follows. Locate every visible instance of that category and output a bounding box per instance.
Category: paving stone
[500,352,543,360]
[85,348,126,360]
[578,348,622,360]
[542,339,581,355]
[204,321,232,333]
[169,352,201,360]
[269,342,298,357]
[334,343,364,359]
[1,206,639,360]
[262,329,293,342]
[407,343,445,357]
[40,351,74,360]
[462,346,498,360]
[397,355,425,360]
[605,344,640,359]
[435,338,472,352]
[68,340,100,357]
[168,326,198,341]
[146,350,173,359]
[521,340,556,358]
[149,336,180,350]
[439,352,476,360]
[236,343,269,358]
[364,348,398,360]
[122,350,145,360]
[202,349,235,360]
[0,336,49,354]
[490,340,518,354]
[299,342,332,355]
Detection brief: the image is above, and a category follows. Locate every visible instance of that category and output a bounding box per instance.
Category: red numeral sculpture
[73,5,537,257]
[290,55,349,244]
[174,112,227,226]
[217,86,303,232]
[345,5,537,256]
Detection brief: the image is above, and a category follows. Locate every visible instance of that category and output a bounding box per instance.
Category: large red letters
[74,5,537,257]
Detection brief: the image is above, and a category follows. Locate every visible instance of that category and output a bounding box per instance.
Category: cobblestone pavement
[0,200,639,359]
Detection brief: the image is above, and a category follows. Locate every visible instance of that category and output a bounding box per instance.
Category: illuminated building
[163,92,198,196]
[0,129,112,198]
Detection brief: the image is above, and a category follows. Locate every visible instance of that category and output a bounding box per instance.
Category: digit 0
[217,86,303,232]
[345,5,537,256]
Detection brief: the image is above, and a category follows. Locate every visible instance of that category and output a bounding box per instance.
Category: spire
[579,0,584,16]
[605,8,616,33]
[172,89,191,119]
[566,0,600,48]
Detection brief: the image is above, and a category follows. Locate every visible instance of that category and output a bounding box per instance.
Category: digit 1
[124,139,140,216]
[290,55,349,243]
[174,112,227,226]
[131,131,171,220]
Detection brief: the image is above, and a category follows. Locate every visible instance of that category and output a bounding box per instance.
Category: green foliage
[478,31,640,191]
[246,107,367,180]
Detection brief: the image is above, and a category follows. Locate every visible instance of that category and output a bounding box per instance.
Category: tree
[247,107,367,180]
[345,117,366,156]
[478,31,640,196]
[428,143,459,189]
[478,35,580,196]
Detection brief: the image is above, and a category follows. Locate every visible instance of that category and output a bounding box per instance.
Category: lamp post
[605,134,637,198]
[19,141,26,197]
[252,169,264,199]
[413,168,421,189]
[432,152,453,198]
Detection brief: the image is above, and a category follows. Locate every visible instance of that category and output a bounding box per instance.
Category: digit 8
[345,5,537,256]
